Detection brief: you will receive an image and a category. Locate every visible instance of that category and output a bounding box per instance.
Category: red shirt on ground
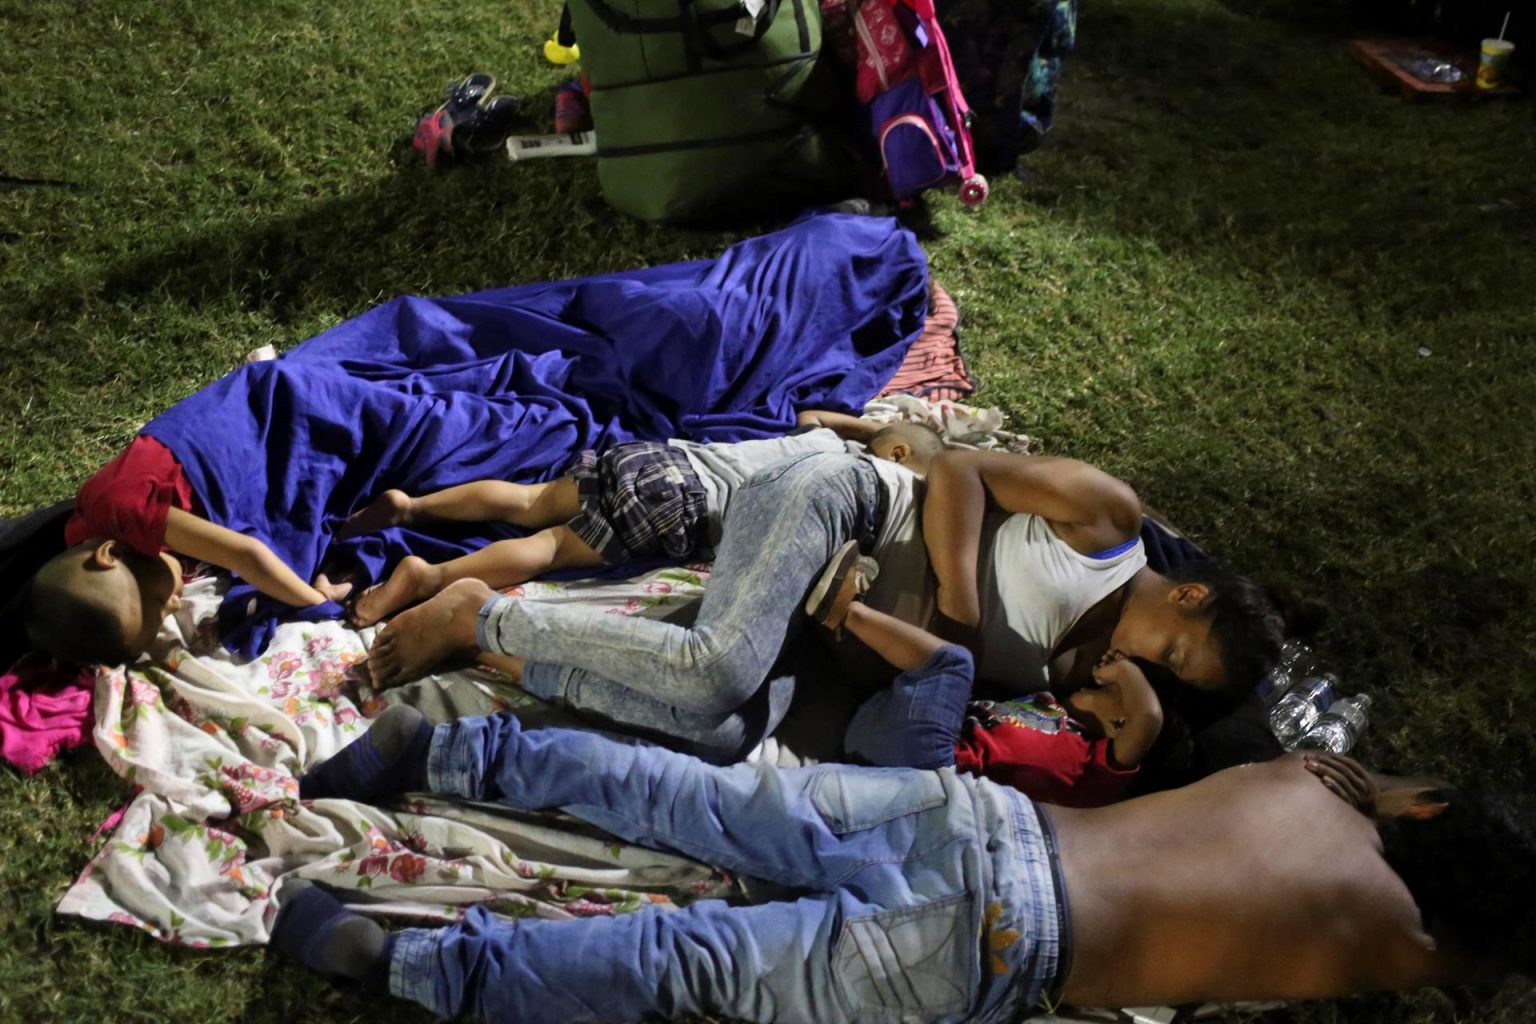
[64,435,195,557]
[955,693,1137,808]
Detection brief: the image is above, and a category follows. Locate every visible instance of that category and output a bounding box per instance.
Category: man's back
[1048,753,1469,1007]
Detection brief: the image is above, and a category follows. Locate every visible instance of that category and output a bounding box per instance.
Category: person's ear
[890,441,912,465]
[1171,582,1212,610]
[88,540,122,570]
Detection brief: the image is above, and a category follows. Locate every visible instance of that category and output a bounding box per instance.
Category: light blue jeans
[479,452,885,754]
[390,713,1066,1024]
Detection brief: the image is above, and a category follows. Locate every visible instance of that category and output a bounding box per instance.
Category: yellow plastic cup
[1477,38,1515,90]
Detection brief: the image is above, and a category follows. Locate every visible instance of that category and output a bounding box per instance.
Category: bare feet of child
[338,489,414,539]
[350,556,445,627]
[367,578,495,689]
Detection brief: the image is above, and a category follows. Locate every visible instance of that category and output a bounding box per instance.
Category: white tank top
[974,509,1147,691]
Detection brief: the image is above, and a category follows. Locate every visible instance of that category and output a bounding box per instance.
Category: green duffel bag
[565,0,860,222]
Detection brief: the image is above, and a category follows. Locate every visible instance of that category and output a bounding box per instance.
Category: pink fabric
[0,656,95,775]
[91,796,138,841]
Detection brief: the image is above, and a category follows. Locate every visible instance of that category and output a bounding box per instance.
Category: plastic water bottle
[1254,640,1316,705]
[1268,673,1338,749]
[1278,639,1316,676]
[1296,693,1373,754]
[1255,663,1297,705]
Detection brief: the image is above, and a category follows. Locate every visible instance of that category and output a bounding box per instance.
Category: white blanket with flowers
[56,566,746,948]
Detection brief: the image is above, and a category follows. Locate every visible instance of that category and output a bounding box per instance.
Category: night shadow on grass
[26,139,855,331]
[88,154,590,320]
[22,132,708,329]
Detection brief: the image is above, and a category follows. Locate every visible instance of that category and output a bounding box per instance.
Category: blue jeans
[844,645,975,770]
[390,714,1067,1024]
[480,453,884,748]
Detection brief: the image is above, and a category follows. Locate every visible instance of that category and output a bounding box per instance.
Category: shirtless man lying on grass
[273,704,1530,1024]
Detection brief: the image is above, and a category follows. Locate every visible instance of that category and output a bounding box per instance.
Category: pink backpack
[821,0,988,206]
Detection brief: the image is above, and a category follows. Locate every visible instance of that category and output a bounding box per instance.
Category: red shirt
[65,435,196,557]
[955,693,1137,808]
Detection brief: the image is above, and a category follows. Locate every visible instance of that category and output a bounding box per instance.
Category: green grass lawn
[2,0,1534,1020]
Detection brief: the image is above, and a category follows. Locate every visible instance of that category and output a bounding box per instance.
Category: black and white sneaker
[414,72,518,168]
[804,540,879,630]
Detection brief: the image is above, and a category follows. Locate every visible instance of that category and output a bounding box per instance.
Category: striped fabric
[877,283,974,402]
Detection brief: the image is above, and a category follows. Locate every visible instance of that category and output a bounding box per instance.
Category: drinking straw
[1499,11,1511,40]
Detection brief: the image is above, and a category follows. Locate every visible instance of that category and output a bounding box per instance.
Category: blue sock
[269,880,389,982]
[299,704,433,803]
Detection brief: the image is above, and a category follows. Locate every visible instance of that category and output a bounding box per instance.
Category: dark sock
[269,880,390,983]
[299,704,433,803]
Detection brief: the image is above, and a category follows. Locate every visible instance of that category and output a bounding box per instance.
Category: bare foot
[338,489,413,539]
[351,556,443,627]
[313,573,355,603]
[367,578,496,689]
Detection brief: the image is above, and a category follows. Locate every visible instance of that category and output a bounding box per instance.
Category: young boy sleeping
[24,410,945,669]
[806,541,1163,806]
[25,435,352,666]
[338,413,947,626]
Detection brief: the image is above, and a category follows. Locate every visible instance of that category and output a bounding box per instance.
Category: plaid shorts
[566,442,710,563]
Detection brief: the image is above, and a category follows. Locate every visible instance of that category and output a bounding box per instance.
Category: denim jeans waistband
[969,784,1067,1022]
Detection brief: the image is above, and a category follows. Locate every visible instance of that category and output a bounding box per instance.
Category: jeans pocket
[809,765,947,834]
[833,894,978,1020]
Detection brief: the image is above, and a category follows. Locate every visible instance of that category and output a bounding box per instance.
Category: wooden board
[1348,38,1521,100]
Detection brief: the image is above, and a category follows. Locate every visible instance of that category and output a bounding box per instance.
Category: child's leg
[351,524,602,626]
[341,479,579,537]
[840,601,949,672]
[844,644,975,770]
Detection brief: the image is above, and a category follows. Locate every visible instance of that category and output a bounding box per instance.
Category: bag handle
[682,0,786,61]
[576,0,759,37]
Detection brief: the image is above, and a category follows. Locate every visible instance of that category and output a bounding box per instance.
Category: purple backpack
[825,0,988,206]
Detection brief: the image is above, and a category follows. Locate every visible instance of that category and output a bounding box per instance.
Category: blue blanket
[142,213,930,656]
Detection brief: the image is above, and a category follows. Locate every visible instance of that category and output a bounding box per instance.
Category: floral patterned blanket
[57,566,744,948]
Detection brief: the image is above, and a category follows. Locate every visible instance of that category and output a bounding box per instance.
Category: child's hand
[1091,648,1147,690]
[1304,752,1379,813]
[1083,648,1163,770]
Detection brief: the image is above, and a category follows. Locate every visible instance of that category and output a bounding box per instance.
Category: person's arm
[922,450,1142,629]
[840,602,948,672]
[163,508,339,607]
[1304,754,1453,819]
[1091,651,1164,770]
[795,409,883,444]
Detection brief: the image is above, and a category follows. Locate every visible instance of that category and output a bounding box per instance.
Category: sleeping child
[340,413,947,626]
[25,435,352,666]
[806,542,1163,807]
